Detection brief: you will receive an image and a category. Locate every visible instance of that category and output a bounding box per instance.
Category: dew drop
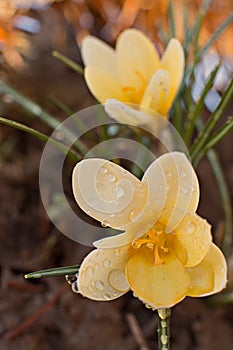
[165,227,173,234]
[161,335,168,345]
[129,209,140,222]
[108,269,129,292]
[164,170,171,177]
[113,184,125,198]
[145,303,152,309]
[181,187,188,194]
[161,321,166,328]
[71,281,79,293]
[103,259,111,268]
[85,266,94,277]
[103,293,112,300]
[180,168,187,178]
[100,166,108,174]
[94,263,100,271]
[109,213,115,218]
[101,220,110,227]
[114,248,120,256]
[185,220,196,234]
[94,280,104,291]
[107,173,116,182]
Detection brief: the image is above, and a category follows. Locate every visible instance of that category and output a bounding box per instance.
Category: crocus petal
[104,99,164,133]
[72,158,148,231]
[154,152,199,229]
[187,243,227,297]
[160,38,185,110]
[126,247,190,309]
[116,29,160,93]
[84,66,129,104]
[141,69,171,115]
[81,36,117,78]
[77,244,131,300]
[173,213,212,267]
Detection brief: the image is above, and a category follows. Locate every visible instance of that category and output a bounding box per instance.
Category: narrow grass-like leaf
[25,265,80,279]
[197,12,233,59]
[192,119,232,255]
[194,116,233,164]
[184,63,220,145]
[0,79,89,156]
[190,79,233,161]
[168,0,176,37]
[52,50,84,75]
[0,116,80,161]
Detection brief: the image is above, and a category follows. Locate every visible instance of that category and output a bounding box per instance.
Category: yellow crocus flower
[72,152,227,309]
[81,28,184,123]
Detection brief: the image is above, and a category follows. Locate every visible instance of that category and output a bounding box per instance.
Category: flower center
[132,223,172,266]
[121,69,146,104]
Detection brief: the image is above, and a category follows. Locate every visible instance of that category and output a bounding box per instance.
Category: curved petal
[187,243,227,297]
[141,69,171,115]
[72,158,148,231]
[173,213,212,267]
[160,38,185,109]
[105,99,155,125]
[152,152,199,229]
[116,29,160,95]
[81,36,117,78]
[125,247,190,309]
[77,244,131,300]
[84,66,129,103]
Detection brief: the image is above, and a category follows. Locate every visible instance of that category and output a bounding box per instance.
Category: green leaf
[0,116,80,161]
[52,51,84,75]
[190,79,233,162]
[25,265,80,279]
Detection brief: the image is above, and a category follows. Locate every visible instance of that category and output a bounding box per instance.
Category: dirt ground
[0,6,233,350]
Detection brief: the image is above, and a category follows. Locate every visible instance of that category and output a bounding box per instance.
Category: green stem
[52,51,84,75]
[157,308,171,350]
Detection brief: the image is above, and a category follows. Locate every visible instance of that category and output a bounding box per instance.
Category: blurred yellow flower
[81,29,184,123]
[72,152,227,309]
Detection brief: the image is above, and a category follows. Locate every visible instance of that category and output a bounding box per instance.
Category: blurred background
[0,0,233,349]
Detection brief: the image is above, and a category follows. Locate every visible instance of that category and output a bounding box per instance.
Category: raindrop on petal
[107,173,116,182]
[103,259,111,268]
[94,280,105,291]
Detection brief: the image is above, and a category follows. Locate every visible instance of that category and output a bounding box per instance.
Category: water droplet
[129,209,140,222]
[165,227,173,234]
[100,166,108,174]
[114,248,120,256]
[181,187,188,194]
[71,281,79,293]
[185,220,196,234]
[108,269,129,292]
[161,321,166,328]
[94,280,104,291]
[85,266,94,277]
[107,173,116,182]
[94,263,100,271]
[109,213,115,218]
[101,220,110,227]
[113,184,125,198]
[145,303,152,309]
[161,335,168,345]
[103,259,111,268]
[164,170,171,177]
[180,168,187,178]
[103,293,112,300]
